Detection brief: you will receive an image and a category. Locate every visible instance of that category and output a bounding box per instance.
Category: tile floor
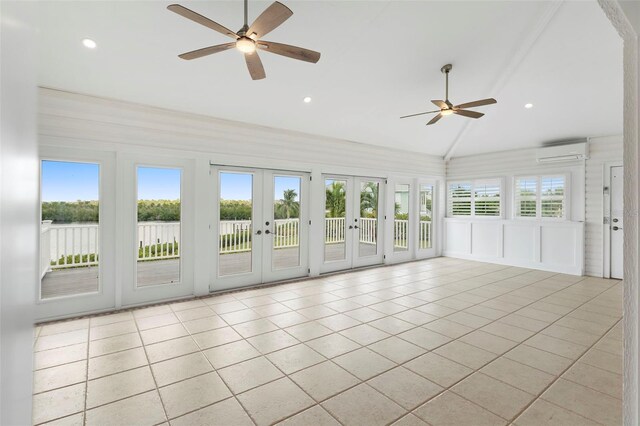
[32,258,623,426]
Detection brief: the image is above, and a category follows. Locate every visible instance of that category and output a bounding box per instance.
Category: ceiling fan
[401,64,497,125]
[167,0,320,80]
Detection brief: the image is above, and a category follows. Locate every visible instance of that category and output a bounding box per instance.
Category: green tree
[325,181,346,218]
[360,182,379,218]
[275,189,300,219]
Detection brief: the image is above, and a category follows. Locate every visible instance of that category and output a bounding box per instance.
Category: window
[447,180,501,217]
[514,175,566,219]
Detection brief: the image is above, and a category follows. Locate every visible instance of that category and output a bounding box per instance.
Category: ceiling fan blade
[454,98,497,109]
[454,109,484,119]
[245,52,266,80]
[167,4,238,40]
[257,41,320,63]
[247,1,293,39]
[427,113,443,125]
[400,110,440,119]
[178,43,236,60]
[431,100,447,109]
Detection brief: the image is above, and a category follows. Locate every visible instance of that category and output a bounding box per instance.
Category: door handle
[613,226,622,231]
[354,225,359,229]
[348,225,354,229]
[265,229,271,235]
[255,230,262,235]
[613,218,619,223]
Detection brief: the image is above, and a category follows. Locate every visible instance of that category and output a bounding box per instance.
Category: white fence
[41,218,433,272]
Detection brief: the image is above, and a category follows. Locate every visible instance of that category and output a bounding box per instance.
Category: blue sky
[137,167,181,200]
[220,173,300,202]
[41,161,100,202]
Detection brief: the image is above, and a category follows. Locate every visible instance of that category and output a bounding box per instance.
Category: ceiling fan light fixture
[525,103,533,109]
[236,37,256,54]
[441,109,454,116]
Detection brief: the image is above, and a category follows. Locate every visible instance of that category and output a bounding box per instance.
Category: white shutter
[541,176,565,218]
[514,177,538,217]
[448,183,472,216]
[474,180,501,217]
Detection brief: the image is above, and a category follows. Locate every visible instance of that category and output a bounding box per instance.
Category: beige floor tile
[458,330,518,355]
[88,347,148,380]
[539,324,601,347]
[182,315,228,334]
[369,301,408,315]
[174,306,215,322]
[41,412,84,426]
[392,309,438,326]
[368,317,415,334]
[159,371,232,419]
[405,352,473,387]
[414,391,507,426]
[90,312,133,327]
[594,336,623,355]
[248,329,300,354]
[36,329,88,352]
[134,305,172,319]
[391,413,429,426]
[136,312,179,331]
[434,341,497,369]
[285,321,333,342]
[40,319,90,337]
[233,318,278,338]
[140,323,188,345]
[524,334,587,360]
[368,366,442,410]
[220,308,262,325]
[34,360,87,394]
[555,317,610,336]
[423,319,474,339]
[237,377,315,426]
[343,307,387,322]
[504,345,573,375]
[34,343,87,370]
[306,333,360,358]
[277,405,340,426]
[333,347,395,380]
[481,322,535,342]
[339,324,391,346]
[203,339,260,369]
[397,327,451,350]
[151,352,213,387]
[367,336,425,363]
[464,305,509,321]
[268,311,309,328]
[86,366,155,408]
[563,361,622,399]
[88,332,142,358]
[451,373,534,419]
[85,390,166,426]
[218,356,284,394]
[191,327,242,350]
[297,305,338,320]
[169,299,208,312]
[267,343,326,374]
[171,397,253,426]
[209,300,249,315]
[33,383,86,425]
[515,307,562,323]
[290,361,359,402]
[580,348,622,374]
[415,303,457,317]
[252,302,292,317]
[324,299,364,313]
[513,398,599,426]
[481,357,555,394]
[447,312,493,328]
[89,321,137,341]
[146,336,200,363]
[541,378,622,425]
[322,383,406,426]
[498,314,549,332]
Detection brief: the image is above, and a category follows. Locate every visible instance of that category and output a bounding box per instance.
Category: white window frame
[513,174,569,220]
[447,178,503,218]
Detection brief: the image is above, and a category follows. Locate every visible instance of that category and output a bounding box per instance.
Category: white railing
[394,219,409,248]
[325,217,346,244]
[42,222,100,270]
[138,222,180,261]
[219,220,252,254]
[419,221,432,249]
[359,217,377,245]
[274,219,299,248]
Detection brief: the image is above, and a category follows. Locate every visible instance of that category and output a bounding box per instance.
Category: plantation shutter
[514,177,538,217]
[474,180,501,216]
[448,183,472,216]
[541,176,565,218]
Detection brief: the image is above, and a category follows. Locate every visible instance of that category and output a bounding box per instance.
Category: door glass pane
[359,181,379,257]
[219,172,253,276]
[273,176,301,270]
[419,184,433,249]
[394,184,410,252]
[40,160,100,299]
[137,167,181,286]
[324,179,347,261]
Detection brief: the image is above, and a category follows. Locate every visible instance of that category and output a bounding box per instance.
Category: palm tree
[275,189,299,219]
[360,182,379,218]
[325,181,346,217]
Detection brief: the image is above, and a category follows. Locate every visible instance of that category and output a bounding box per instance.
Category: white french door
[321,175,385,273]
[416,181,437,259]
[211,166,310,291]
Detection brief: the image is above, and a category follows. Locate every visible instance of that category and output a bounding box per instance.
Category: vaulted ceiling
[37,1,622,158]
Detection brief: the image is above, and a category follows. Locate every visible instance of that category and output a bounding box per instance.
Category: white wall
[585,135,624,276]
[1,2,39,424]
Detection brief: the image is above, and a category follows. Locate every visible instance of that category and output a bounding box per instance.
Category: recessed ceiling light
[303,96,312,103]
[524,103,533,109]
[82,38,97,49]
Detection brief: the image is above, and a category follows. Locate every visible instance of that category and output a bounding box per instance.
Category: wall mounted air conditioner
[536,141,589,163]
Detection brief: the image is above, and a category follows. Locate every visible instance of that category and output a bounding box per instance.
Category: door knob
[613,226,621,231]
[348,225,354,229]
[265,230,271,235]
[256,230,262,235]
[613,218,619,223]
[354,225,359,229]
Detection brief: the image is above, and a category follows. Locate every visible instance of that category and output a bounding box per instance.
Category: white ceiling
[37,0,622,158]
